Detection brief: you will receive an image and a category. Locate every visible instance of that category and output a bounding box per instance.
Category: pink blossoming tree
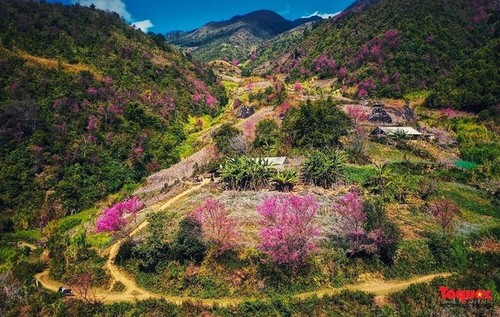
[95,197,144,233]
[190,199,240,255]
[257,195,320,267]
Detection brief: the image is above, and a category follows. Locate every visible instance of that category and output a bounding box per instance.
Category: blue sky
[48,0,355,33]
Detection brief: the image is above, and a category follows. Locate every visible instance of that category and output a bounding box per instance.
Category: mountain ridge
[165,10,322,63]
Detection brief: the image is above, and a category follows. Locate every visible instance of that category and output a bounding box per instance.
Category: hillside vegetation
[0,0,227,229]
[248,0,499,111]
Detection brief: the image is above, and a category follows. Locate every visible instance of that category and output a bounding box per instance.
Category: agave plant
[272,169,298,192]
[391,129,409,146]
[365,162,392,197]
[302,149,347,188]
[390,174,410,203]
[220,156,275,190]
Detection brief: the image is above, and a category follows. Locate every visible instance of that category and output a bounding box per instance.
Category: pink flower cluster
[257,195,320,266]
[190,199,240,254]
[332,191,365,234]
[95,197,144,233]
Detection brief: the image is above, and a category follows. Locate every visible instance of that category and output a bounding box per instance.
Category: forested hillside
[0,0,227,229]
[248,0,499,111]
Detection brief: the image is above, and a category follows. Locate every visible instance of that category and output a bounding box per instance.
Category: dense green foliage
[253,118,280,149]
[282,99,352,148]
[0,0,226,228]
[249,0,499,110]
[426,38,500,112]
[220,156,275,190]
[213,123,241,156]
[302,149,347,188]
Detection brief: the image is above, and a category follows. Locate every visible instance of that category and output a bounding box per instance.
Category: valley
[0,0,498,316]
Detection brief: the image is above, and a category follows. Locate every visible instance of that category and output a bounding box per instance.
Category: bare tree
[69,272,103,305]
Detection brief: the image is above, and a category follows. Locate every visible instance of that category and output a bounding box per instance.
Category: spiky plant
[302,149,347,188]
[272,169,298,192]
[220,156,275,190]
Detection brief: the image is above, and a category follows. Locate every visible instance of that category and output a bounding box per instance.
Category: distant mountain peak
[165,9,322,63]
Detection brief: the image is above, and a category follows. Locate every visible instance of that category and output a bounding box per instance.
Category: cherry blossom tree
[190,199,240,255]
[257,195,320,267]
[347,105,368,124]
[332,191,366,234]
[95,197,144,233]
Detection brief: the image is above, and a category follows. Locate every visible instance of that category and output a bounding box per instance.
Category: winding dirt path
[106,179,210,296]
[35,267,451,306]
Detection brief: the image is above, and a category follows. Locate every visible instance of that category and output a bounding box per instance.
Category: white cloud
[73,0,132,21]
[301,11,341,19]
[74,0,154,32]
[132,19,154,33]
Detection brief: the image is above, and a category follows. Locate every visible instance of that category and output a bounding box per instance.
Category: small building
[370,127,422,139]
[252,157,288,169]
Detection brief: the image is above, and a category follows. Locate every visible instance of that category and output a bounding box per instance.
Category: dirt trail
[36,267,451,307]
[106,179,210,293]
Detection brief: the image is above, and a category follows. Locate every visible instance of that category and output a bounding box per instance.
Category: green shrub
[426,233,469,270]
[364,200,402,265]
[386,240,437,278]
[220,156,275,190]
[271,169,298,192]
[282,99,352,149]
[173,218,206,264]
[460,143,500,164]
[213,123,241,156]
[302,149,347,188]
[253,119,280,149]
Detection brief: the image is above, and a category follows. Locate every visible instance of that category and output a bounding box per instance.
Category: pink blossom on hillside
[384,29,401,47]
[87,87,97,96]
[132,145,144,157]
[231,59,240,66]
[192,92,202,103]
[191,199,240,254]
[233,98,242,109]
[81,99,91,107]
[52,98,65,109]
[257,195,320,266]
[96,207,125,232]
[332,191,365,234]
[440,108,458,119]
[294,82,303,91]
[102,76,113,85]
[32,145,43,153]
[347,105,368,123]
[277,102,292,116]
[86,115,98,132]
[370,43,382,58]
[357,88,368,99]
[393,72,401,82]
[206,94,217,108]
[108,103,123,115]
[313,53,337,75]
[339,66,347,78]
[95,197,144,233]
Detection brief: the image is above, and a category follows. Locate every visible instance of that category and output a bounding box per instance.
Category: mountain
[247,0,499,111]
[165,10,322,63]
[0,0,226,228]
